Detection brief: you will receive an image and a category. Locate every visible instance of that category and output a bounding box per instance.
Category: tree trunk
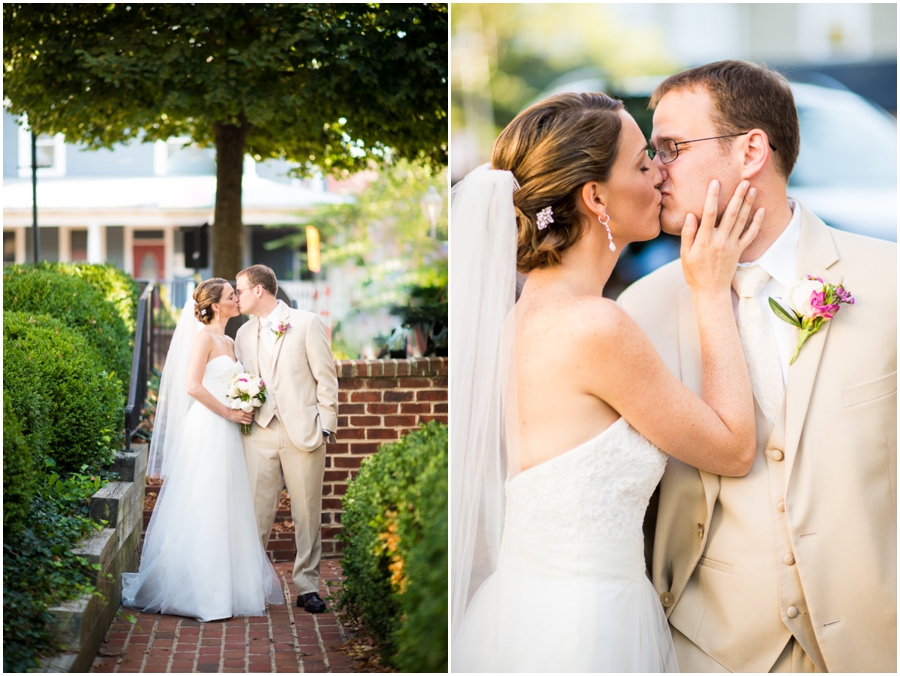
[213,119,252,280]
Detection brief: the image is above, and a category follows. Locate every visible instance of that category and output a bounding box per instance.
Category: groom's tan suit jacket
[235,303,338,451]
[619,203,896,673]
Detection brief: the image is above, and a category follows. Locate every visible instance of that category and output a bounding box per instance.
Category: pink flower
[275,321,292,343]
[770,276,855,364]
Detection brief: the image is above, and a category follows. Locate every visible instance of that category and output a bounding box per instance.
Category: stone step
[40,444,147,673]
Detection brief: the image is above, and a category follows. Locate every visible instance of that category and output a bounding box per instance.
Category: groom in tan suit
[234,264,339,613]
[619,61,896,672]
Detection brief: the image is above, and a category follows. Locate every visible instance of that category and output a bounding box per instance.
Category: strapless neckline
[511,416,627,483]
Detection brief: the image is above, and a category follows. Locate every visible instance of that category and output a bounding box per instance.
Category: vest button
[786,606,799,619]
[697,523,704,538]
[660,592,675,608]
[777,501,785,512]
[770,449,784,461]
[784,554,795,565]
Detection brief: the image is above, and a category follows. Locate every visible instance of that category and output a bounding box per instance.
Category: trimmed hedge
[339,422,448,671]
[3,397,36,534]
[4,267,132,384]
[19,262,141,334]
[4,312,122,473]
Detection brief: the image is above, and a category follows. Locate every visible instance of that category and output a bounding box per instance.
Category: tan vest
[669,400,826,672]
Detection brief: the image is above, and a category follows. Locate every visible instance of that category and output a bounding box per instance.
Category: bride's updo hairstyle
[193,278,230,325]
[492,92,624,274]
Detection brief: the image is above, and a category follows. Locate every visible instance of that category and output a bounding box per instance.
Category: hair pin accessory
[200,308,207,316]
[536,206,554,230]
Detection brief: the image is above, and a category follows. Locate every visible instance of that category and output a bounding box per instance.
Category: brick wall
[271,357,448,561]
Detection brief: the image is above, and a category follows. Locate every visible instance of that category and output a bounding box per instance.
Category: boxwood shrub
[339,421,448,671]
[3,267,132,385]
[11,262,141,334]
[4,312,122,473]
[3,397,36,535]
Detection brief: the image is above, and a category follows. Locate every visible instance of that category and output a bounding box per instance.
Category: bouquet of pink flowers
[226,372,267,435]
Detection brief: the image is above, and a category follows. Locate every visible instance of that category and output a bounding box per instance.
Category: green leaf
[768,297,801,328]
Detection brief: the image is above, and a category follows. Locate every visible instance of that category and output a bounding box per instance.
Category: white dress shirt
[258,300,287,354]
[733,200,802,388]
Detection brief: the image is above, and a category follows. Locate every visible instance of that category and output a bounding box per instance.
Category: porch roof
[2,174,352,212]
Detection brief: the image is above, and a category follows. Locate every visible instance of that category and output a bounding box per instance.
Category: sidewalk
[91,559,357,673]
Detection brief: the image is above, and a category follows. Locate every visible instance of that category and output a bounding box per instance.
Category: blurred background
[451,2,897,297]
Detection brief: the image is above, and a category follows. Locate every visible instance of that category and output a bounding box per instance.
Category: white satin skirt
[452,533,678,673]
[122,400,284,622]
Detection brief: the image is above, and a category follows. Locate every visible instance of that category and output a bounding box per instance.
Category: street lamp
[420,185,443,239]
[29,129,53,263]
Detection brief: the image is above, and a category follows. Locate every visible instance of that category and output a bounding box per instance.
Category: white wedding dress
[452,417,679,672]
[122,355,284,622]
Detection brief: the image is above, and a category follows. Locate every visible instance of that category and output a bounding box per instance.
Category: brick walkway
[91,559,356,673]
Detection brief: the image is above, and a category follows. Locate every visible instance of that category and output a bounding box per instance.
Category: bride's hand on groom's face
[680,179,764,297]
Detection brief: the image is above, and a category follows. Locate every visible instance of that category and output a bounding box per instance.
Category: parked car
[787,81,897,242]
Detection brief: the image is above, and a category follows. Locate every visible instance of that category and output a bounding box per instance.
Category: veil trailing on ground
[450,164,520,637]
[146,299,202,479]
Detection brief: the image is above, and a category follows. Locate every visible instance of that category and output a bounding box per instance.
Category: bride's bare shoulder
[520,295,638,351]
[567,297,640,345]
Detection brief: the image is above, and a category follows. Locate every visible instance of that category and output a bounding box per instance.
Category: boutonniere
[768,275,854,364]
[274,320,291,343]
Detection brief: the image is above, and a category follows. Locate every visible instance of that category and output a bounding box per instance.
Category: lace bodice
[203,355,243,402]
[504,418,666,546]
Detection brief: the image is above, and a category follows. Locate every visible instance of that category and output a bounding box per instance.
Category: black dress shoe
[297,591,327,613]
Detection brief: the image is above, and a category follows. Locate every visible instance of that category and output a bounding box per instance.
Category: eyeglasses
[234,284,257,297]
[647,132,777,165]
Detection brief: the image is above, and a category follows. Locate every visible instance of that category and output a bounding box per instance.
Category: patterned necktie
[732,265,784,424]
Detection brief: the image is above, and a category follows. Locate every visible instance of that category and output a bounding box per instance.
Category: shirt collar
[737,199,801,289]
[260,300,285,327]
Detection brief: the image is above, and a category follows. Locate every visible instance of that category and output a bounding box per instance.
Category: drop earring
[599,214,616,252]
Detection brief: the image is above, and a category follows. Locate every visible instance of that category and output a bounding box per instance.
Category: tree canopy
[4,3,448,278]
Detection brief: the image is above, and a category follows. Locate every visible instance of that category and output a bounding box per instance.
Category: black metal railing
[124,282,156,452]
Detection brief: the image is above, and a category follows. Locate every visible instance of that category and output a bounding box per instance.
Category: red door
[134,244,165,280]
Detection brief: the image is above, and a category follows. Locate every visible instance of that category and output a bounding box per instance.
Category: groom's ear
[738,129,771,180]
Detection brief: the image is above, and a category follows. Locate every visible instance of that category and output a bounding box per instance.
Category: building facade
[3,110,350,284]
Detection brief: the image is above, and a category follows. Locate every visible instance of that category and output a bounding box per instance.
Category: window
[17,120,66,178]
[134,230,165,240]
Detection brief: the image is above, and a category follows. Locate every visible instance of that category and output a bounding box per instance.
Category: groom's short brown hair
[650,60,800,180]
[237,264,278,296]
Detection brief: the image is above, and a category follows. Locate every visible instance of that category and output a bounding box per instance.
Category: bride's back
[514,280,621,472]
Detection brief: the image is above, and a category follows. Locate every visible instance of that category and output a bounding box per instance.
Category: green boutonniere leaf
[768,297,802,328]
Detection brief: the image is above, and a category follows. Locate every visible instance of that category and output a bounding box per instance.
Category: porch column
[87,221,104,263]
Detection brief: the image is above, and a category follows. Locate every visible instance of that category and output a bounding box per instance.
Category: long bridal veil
[449,164,521,636]
[146,299,202,479]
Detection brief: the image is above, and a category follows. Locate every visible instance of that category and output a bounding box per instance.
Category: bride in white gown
[450,93,764,671]
[123,278,284,622]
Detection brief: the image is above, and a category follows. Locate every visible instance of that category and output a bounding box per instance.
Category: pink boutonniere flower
[769,275,854,364]
[274,321,292,343]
